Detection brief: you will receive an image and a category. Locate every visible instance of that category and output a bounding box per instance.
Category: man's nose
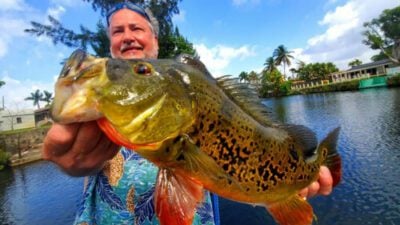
[122,30,136,43]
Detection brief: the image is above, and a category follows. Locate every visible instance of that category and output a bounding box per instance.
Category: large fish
[51,49,342,225]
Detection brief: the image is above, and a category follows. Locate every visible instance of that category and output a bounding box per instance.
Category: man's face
[109,9,159,59]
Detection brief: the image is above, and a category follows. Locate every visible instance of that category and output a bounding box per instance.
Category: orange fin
[154,168,204,225]
[267,195,314,225]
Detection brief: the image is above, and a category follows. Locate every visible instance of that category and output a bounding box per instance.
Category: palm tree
[42,90,53,106]
[273,45,294,79]
[263,56,277,73]
[238,71,249,83]
[247,71,259,84]
[25,89,43,109]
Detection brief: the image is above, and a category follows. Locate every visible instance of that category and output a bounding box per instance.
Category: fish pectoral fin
[267,195,314,225]
[154,168,204,225]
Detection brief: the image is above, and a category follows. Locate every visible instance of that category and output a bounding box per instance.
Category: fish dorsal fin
[280,124,318,157]
[176,54,273,126]
[216,75,273,126]
[175,54,214,79]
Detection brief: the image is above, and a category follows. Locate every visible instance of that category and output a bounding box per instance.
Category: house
[34,107,51,126]
[0,109,36,131]
[330,59,394,83]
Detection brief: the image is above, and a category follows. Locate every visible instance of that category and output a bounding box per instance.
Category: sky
[0,0,398,110]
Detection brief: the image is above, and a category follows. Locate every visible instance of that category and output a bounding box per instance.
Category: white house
[0,109,36,131]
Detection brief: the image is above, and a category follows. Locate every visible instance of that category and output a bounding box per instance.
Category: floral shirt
[74,148,217,225]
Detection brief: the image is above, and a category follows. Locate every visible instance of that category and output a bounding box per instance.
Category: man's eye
[112,30,122,35]
[133,63,152,76]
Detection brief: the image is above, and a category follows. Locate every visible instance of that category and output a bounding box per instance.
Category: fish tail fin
[267,195,314,225]
[319,127,342,187]
[154,168,204,225]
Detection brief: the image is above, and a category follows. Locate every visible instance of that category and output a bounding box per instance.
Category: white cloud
[47,5,66,21]
[0,73,55,110]
[294,0,399,70]
[0,0,28,11]
[0,17,30,58]
[194,43,256,77]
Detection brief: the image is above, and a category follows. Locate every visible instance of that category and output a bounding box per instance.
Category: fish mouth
[51,50,107,124]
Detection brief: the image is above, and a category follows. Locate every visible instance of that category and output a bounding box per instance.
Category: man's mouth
[121,46,143,54]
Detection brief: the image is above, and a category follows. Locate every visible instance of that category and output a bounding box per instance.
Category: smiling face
[108,9,159,60]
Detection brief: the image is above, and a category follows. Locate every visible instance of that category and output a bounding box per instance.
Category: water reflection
[0,161,83,225]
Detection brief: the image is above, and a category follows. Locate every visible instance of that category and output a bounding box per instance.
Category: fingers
[298,166,334,199]
[42,122,120,177]
[299,181,320,199]
[70,121,103,156]
[42,123,80,159]
[317,166,333,196]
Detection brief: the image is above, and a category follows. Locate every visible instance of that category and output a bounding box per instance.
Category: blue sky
[0,0,398,110]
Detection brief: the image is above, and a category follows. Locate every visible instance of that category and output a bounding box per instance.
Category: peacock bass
[51,49,342,225]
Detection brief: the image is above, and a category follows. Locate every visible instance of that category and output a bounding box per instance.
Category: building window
[16,117,22,124]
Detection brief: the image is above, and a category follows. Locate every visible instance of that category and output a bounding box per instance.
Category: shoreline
[10,144,43,167]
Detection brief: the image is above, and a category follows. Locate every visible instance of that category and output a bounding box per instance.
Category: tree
[238,71,249,83]
[363,6,400,64]
[348,59,363,68]
[247,71,259,84]
[289,60,306,79]
[0,80,5,88]
[263,56,277,73]
[41,90,53,107]
[25,0,196,58]
[296,62,338,81]
[25,89,43,109]
[260,69,284,96]
[273,45,294,79]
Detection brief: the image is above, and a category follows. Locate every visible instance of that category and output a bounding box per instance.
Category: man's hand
[299,166,333,198]
[42,121,120,177]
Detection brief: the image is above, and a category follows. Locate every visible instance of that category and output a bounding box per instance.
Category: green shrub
[387,74,400,87]
[0,149,10,170]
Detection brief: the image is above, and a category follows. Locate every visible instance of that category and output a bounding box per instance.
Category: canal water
[1,88,400,224]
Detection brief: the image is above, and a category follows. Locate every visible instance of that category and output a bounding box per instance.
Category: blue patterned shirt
[74,148,217,225]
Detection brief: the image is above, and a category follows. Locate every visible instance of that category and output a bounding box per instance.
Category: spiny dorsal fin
[176,54,273,127]
[279,124,318,158]
[216,75,273,127]
[175,54,214,80]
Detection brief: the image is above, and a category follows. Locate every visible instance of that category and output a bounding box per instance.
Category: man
[43,2,333,225]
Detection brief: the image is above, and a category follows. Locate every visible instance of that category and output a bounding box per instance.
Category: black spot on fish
[207,123,215,132]
[290,150,299,162]
[177,153,185,161]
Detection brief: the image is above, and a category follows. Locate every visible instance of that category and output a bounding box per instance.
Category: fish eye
[133,63,152,76]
